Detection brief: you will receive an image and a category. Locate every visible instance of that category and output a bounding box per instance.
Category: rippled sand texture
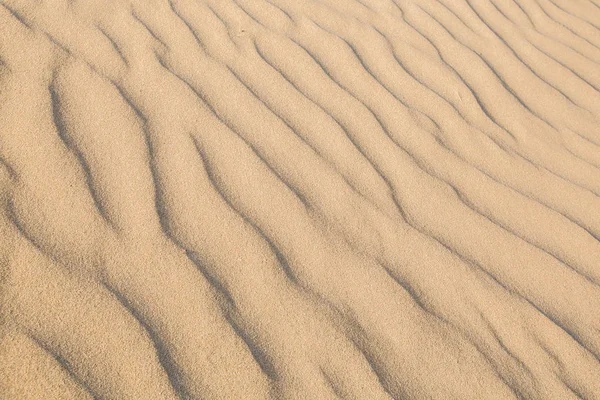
[1,0,600,398]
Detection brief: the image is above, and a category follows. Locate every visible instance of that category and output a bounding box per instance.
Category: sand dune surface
[1,0,600,398]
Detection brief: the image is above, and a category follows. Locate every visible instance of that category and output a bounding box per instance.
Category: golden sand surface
[1,0,600,398]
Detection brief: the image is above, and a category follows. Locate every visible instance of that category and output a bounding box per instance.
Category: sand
[0,0,599,398]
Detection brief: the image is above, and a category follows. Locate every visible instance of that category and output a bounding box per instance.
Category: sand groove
[1,0,599,398]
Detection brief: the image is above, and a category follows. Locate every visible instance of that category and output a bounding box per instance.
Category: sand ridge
[0,0,599,398]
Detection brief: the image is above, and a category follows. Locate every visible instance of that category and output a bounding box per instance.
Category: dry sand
[1,0,599,398]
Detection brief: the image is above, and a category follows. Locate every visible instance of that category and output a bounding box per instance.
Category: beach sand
[1,0,599,398]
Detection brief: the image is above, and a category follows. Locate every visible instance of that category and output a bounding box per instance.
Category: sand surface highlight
[1,0,599,398]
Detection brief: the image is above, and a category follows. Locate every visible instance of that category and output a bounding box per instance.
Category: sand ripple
[1,0,599,398]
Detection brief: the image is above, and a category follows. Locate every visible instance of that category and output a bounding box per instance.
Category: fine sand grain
[1,0,599,398]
